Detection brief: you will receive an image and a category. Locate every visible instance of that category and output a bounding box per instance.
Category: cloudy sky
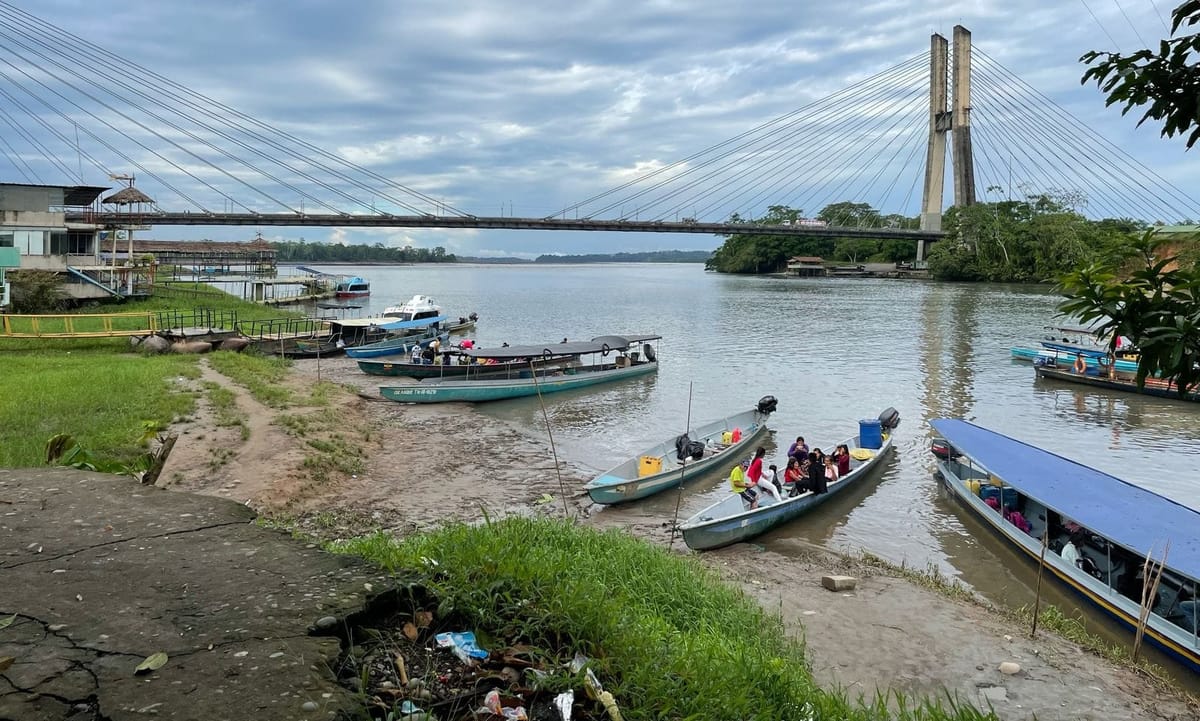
[1,0,1194,256]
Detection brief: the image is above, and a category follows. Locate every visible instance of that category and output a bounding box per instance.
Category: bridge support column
[951,25,976,208]
[918,32,949,261]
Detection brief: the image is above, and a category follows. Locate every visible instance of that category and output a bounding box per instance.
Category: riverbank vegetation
[270,238,456,264]
[705,203,919,274]
[333,517,993,721]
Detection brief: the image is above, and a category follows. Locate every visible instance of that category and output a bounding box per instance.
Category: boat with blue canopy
[930,419,1200,673]
[342,316,449,359]
[379,334,661,403]
[584,397,778,505]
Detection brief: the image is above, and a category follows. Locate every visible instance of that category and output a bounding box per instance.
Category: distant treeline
[270,240,456,263]
[533,250,712,263]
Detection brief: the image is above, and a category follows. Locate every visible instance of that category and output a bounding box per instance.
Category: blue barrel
[859,419,883,449]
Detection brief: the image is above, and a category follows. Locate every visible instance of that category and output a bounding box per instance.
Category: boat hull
[1011,347,1138,373]
[359,355,566,378]
[335,290,370,298]
[380,361,657,403]
[1035,365,1199,402]
[680,432,894,550]
[584,408,772,505]
[935,456,1200,673]
[345,331,447,359]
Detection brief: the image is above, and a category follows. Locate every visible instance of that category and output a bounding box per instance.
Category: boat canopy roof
[931,419,1200,582]
[460,334,661,360]
[331,315,447,330]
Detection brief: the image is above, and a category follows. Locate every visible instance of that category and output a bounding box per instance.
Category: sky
[0,0,1195,257]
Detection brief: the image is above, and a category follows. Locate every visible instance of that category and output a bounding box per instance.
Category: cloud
[2,0,1195,254]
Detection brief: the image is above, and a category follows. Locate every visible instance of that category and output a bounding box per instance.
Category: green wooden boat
[379,334,661,404]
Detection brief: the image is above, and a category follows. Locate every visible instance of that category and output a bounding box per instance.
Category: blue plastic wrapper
[434,631,489,662]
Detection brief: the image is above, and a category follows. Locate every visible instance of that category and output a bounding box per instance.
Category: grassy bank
[0,352,199,466]
[333,517,993,721]
[0,290,303,467]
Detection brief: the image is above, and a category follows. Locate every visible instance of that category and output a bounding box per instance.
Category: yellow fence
[0,312,159,338]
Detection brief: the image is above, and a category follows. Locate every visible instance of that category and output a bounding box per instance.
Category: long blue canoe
[930,419,1200,674]
[379,334,661,404]
[345,330,448,359]
[679,409,898,550]
[585,400,777,505]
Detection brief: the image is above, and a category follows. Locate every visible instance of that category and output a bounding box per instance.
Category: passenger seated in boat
[1059,531,1082,566]
[730,463,758,510]
[746,446,784,505]
[823,455,839,482]
[421,346,435,365]
[807,450,827,494]
[784,457,807,495]
[786,436,809,462]
[1175,587,1199,632]
[834,444,851,477]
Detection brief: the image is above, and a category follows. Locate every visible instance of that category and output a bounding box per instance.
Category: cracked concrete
[0,469,390,721]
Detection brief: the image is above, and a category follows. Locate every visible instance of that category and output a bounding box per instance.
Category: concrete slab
[0,469,386,721]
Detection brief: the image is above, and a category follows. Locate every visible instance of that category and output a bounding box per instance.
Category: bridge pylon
[918,25,976,261]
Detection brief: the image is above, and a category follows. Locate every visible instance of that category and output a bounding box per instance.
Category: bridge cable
[0,57,222,212]
[1111,0,1149,47]
[601,55,931,221]
[554,52,929,219]
[0,2,465,216]
[621,56,929,221]
[1078,0,1123,51]
[0,11,431,217]
[0,17,391,216]
[0,23,291,214]
[975,47,1200,215]
[0,76,113,183]
[713,61,929,220]
[0,86,79,181]
[973,53,1161,218]
[0,120,40,184]
[974,50,1199,220]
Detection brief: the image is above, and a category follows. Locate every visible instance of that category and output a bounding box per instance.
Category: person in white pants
[746,446,784,505]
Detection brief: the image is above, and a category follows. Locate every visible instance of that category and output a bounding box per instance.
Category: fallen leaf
[135,652,168,675]
[0,656,13,672]
[414,611,433,628]
[0,614,16,630]
[402,622,418,641]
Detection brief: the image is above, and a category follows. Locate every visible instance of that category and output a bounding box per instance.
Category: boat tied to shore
[930,419,1200,673]
[379,334,661,403]
[678,408,899,551]
[584,398,778,505]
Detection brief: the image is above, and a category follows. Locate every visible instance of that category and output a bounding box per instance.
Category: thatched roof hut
[102,186,155,206]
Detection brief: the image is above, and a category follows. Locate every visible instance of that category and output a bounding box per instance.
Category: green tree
[1080,1,1200,148]
[1058,230,1200,396]
[9,269,68,313]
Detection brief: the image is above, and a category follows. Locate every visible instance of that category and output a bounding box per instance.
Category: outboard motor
[469,312,479,321]
[929,439,956,460]
[757,395,778,415]
[878,406,900,431]
[642,343,657,362]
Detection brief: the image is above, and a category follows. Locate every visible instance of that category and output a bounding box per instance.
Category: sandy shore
[156,356,1197,720]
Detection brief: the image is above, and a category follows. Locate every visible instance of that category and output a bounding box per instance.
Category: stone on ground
[820,575,857,592]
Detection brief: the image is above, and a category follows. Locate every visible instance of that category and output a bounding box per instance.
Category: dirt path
[157,355,1197,720]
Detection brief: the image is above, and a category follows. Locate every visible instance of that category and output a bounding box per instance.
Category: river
[272,262,1199,654]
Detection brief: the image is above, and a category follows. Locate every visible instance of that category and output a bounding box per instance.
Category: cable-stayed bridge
[0,1,1197,257]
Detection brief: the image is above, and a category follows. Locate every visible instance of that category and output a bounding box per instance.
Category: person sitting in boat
[1175,587,1199,632]
[459,338,475,349]
[784,456,808,495]
[807,450,828,494]
[823,455,839,483]
[730,462,758,510]
[786,436,809,462]
[746,446,784,505]
[421,345,436,365]
[833,444,852,477]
